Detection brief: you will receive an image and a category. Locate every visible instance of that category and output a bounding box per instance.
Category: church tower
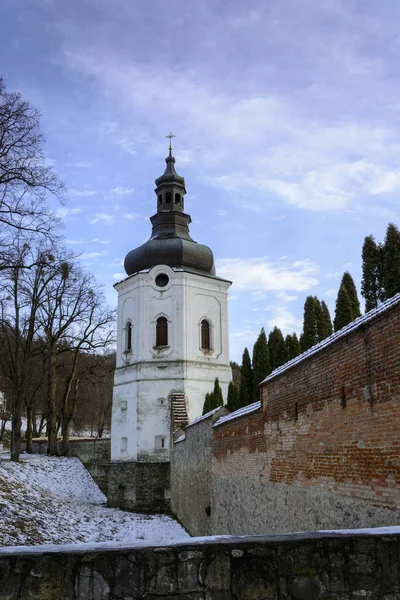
[110,142,231,475]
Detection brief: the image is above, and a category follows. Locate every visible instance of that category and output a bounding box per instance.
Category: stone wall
[107,461,170,512]
[0,531,399,599]
[29,438,111,465]
[171,406,228,536]
[211,300,400,536]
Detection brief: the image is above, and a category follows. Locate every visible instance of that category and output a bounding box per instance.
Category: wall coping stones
[213,401,261,428]
[261,291,400,385]
[1,528,399,557]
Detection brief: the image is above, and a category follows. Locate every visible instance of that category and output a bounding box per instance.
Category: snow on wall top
[261,292,400,386]
[187,406,224,429]
[213,401,261,428]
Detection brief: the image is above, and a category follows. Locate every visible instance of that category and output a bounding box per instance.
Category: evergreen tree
[361,235,385,312]
[239,347,253,407]
[284,333,301,362]
[300,296,319,352]
[334,285,353,331]
[341,271,361,319]
[211,377,224,408]
[383,223,400,299]
[202,393,211,415]
[320,300,333,339]
[268,327,285,370]
[252,328,270,400]
[230,361,241,389]
[227,381,240,412]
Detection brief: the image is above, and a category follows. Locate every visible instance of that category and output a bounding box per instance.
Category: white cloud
[56,207,82,219]
[216,257,318,293]
[112,272,126,280]
[123,212,140,220]
[74,161,94,168]
[266,306,302,332]
[63,47,400,214]
[79,251,108,259]
[111,186,135,197]
[89,212,115,225]
[67,238,110,245]
[69,188,96,197]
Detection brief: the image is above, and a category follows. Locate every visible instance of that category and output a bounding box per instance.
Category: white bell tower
[111,142,232,465]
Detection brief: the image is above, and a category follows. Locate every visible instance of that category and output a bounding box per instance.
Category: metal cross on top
[166,131,176,151]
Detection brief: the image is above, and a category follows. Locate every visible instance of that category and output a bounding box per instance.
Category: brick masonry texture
[0,532,399,599]
[171,407,228,536]
[210,302,400,535]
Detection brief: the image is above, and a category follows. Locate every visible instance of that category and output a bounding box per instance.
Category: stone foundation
[107,461,170,512]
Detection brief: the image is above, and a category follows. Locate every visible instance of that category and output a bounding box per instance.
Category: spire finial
[166,131,176,155]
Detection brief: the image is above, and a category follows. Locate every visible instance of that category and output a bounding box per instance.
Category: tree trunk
[32,408,38,437]
[10,390,23,462]
[46,347,58,456]
[25,405,34,453]
[60,422,70,456]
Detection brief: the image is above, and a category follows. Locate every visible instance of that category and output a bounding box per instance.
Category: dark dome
[124,238,216,276]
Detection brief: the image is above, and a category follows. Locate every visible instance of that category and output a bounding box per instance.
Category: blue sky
[1,0,400,361]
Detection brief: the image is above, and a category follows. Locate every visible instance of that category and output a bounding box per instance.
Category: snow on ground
[0,453,189,547]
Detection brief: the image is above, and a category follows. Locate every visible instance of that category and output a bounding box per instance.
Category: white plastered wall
[111,264,231,462]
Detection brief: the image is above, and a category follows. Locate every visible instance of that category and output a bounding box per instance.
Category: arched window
[201,319,211,350]
[166,192,172,204]
[156,317,168,347]
[175,193,181,205]
[125,321,132,352]
[158,194,162,205]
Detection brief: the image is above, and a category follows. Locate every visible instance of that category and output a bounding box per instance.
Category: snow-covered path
[0,453,189,547]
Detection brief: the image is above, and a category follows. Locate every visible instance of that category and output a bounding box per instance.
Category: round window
[155,273,169,287]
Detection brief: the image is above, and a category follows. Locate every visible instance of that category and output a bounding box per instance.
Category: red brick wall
[213,303,400,512]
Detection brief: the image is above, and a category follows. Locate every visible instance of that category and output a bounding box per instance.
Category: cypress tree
[361,235,385,312]
[230,361,241,389]
[268,327,285,370]
[341,271,361,319]
[211,377,224,408]
[252,328,270,400]
[284,333,301,361]
[320,300,333,339]
[334,285,353,331]
[300,296,319,352]
[239,347,253,407]
[383,223,400,299]
[202,393,211,415]
[227,381,240,412]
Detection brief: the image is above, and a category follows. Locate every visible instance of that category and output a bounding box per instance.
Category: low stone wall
[0,531,399,599]
[107,461,170,512]
[29,438,111,465]
[171,407,227,536]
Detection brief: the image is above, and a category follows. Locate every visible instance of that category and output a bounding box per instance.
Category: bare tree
[0,77,64,269]
[37,258,115,455]
[0,238,61,460]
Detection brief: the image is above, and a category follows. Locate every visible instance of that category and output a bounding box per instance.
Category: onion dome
[124,146,216,276]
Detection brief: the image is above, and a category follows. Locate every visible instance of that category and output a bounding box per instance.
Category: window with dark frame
[175,193,181,204]
[201,319,211,350]
[156,316,168,346]
[166,192,172,203]
[126,321,132,351]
